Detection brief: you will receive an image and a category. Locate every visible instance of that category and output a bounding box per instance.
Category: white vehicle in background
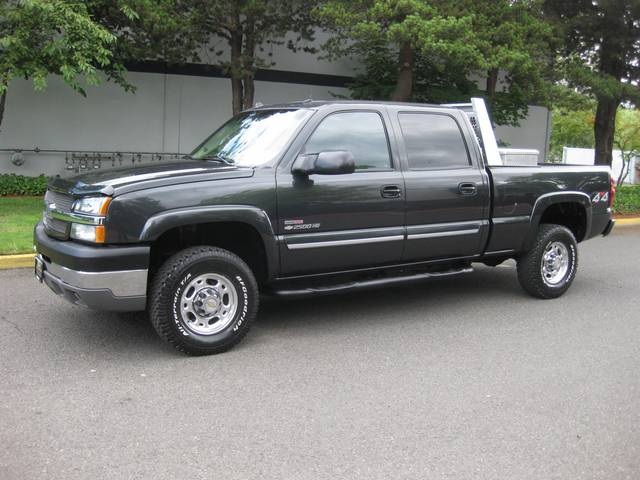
[562,147,637,185]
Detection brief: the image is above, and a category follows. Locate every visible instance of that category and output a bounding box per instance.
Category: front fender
[140,205,279,279]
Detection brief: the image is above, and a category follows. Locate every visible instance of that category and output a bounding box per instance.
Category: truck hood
[48,160,255,196]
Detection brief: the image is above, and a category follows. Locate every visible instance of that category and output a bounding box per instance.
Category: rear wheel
[517,224,578,299]
[149,246,258,355]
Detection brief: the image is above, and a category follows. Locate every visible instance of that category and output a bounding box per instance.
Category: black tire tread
[516,224,578,299]
[148,246,258,355]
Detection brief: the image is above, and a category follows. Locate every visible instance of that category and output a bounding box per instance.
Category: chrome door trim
[407,228,479,240]
[286,235,403,250]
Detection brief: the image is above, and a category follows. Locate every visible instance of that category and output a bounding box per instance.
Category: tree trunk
[486,68,499,115]
[593,11,625,166]
[242,17,256,110]
[391,42,414,102]
[243,76,255,110]
[617,152,631,187]
[229,10,244,116]
[486,68,500,122]
[0,87,7,131]
[231,77,244,116]
[594,95,618,166]
[230,30,244,115]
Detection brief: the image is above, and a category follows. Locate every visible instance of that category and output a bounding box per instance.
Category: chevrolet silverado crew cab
[34,98,615,355]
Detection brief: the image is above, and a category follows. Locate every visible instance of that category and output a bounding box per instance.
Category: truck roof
[249,99,445,110]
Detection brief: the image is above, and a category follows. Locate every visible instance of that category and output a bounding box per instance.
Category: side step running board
[268,267,474,298]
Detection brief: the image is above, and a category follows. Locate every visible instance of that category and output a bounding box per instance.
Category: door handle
[381,185,402,198]
[458,182,477,196]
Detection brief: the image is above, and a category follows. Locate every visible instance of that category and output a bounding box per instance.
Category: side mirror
[292,150,356,176]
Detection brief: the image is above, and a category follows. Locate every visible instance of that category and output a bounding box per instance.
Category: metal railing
[0,148,188,174]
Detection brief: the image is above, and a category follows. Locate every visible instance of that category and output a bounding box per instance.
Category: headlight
[72,196,112,216]
[70,224,106,243]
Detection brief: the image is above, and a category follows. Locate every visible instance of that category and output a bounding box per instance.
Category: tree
[459,0,555,125]
[316,0,481,102]
[176,1,317,115]
[345,45,478,106]
[317,0,554,126]
[545,0,640,165]
[549,108,595,161]
[614,108,640,186]
[90,0,204,65]
[547,87,640,183]
[547,85,596,161]
[0,0,135,129]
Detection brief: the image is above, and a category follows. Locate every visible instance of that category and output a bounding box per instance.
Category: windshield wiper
[183,154,235,166]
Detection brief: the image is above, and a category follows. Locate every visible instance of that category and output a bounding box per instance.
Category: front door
[276,109,405,276]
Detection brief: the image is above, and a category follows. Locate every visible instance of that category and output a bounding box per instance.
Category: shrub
[613,185,640,215]
[0,174,49,196]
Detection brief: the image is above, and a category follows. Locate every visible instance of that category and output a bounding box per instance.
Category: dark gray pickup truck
[34,98,615,354]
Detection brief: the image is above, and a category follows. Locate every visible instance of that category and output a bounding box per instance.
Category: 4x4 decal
[592,191,609,203]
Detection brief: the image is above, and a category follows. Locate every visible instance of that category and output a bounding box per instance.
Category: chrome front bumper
[36,254,147,311]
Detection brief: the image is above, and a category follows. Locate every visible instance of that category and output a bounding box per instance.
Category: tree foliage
[544,0,640,165]
[549,108,595,161]
[549,90,640,185]
[0,0,137,128]
[317,0,554,126]
[461,0,554,125]
[146,0,317,115]
[316,1,480,101]
[89,0,203,65]
[614,108,640,186]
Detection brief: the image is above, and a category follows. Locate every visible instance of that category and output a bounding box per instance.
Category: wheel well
[149,222,268,285]
[538,202,587,242]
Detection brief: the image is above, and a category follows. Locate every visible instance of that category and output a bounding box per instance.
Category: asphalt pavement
[1,226,639,480]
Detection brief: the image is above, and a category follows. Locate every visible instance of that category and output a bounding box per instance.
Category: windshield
[190,109,314,167]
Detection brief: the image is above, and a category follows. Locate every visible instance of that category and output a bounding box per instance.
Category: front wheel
[148,246,258,355]
[517,224,578,299]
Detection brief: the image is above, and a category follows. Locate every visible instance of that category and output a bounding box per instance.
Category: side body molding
[523,191,593,250]
[139,205,279,279]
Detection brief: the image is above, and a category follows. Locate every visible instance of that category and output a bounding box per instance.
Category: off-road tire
[517,224,578,299]
[149,246,258,355]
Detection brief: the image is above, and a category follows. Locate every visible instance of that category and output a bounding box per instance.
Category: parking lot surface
[1,226,639,479]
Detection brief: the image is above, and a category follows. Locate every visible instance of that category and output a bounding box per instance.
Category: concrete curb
[615,217,640,226]
[0,217,638,271]
[0,253,35,270]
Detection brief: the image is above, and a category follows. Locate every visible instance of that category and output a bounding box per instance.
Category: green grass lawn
[0,196,43,254]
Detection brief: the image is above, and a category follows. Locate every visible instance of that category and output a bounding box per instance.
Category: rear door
[388,107,490,262]
[276,108,405,276]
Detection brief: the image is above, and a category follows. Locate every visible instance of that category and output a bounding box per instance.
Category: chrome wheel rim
[180,273,238,335]
[541,241,570,286]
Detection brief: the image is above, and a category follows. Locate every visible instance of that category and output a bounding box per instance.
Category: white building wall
[0,73,349,177]
[0,37,551,177]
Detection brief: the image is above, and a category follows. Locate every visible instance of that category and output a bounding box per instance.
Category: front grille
[44,190,74,213]
[43,215,69,237]
[43,189,73,239]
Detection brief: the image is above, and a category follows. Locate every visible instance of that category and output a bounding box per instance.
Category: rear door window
[398,113,471,169]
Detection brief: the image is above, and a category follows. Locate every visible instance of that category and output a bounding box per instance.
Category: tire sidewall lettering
[233,275,249,332]
[170,266,250,340]
[543,236,577,290]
